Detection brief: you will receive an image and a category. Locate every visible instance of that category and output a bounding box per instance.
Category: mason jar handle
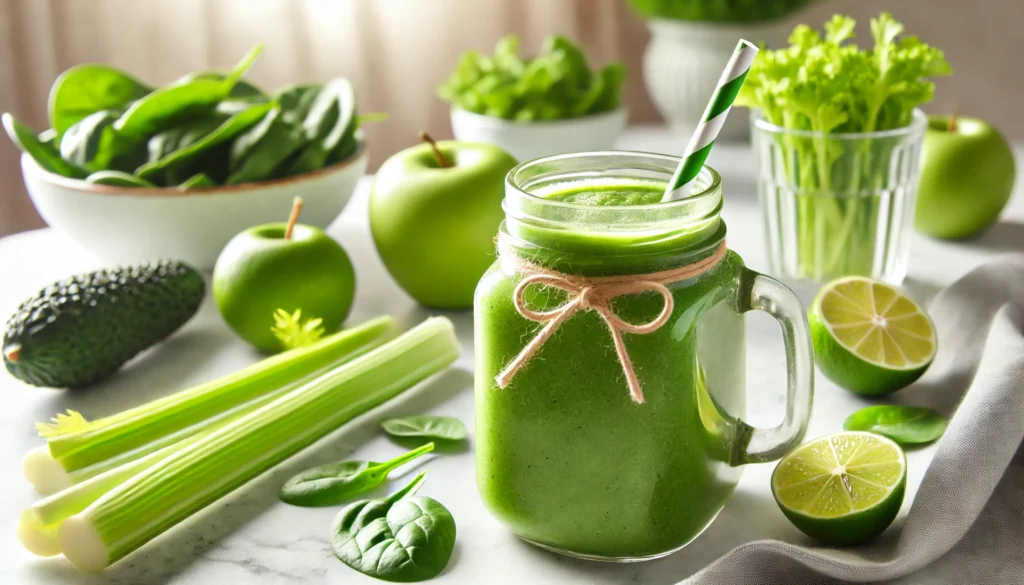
[733,268,814,464]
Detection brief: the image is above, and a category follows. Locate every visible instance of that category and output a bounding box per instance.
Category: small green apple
[370,134,517,308]
[915,115,1017,239]
[213,199,355,352]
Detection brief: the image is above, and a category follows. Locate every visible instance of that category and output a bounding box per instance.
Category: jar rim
[500,150,725,272]
[505,150,722,212]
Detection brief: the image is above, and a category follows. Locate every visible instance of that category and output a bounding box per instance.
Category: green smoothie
[475,180,747,559]
[545,182,664,206]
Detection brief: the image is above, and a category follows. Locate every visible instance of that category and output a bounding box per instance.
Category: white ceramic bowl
[20,140,368,269]
[450,107,627,163]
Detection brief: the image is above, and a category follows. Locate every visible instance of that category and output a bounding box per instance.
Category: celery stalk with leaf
[58,317,458,572]
[25,316,396,494]
[737,13,950,280]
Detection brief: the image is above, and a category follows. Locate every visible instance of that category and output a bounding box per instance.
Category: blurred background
[0,0,1020,237]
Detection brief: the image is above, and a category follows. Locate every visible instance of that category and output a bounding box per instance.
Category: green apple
[915,115,1017,239]
[213,202,355,352]
[370,135,517,308]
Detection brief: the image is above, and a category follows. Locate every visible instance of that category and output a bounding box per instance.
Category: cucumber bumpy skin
[2,260,205,388]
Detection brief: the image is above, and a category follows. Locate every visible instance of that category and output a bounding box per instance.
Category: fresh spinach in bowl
[4,44,368,189]
[438,35,626,122]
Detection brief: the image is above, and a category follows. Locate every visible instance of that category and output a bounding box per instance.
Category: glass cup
[751,109,927,284]
[473,151,815,561]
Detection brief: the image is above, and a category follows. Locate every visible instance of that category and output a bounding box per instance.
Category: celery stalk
[31,377,303,527]
[59,371,323,488]
[35,439,201,528]
[17,510,60,557]
[25,375,314,494]
[45,316,398,471]
[59,317,459,572]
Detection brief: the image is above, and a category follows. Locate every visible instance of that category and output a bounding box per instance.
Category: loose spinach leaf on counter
[280,442,435,507]
[59,110,146,173]
[381,415,467,442]
[332,473,456,582]
[843,405,946,446]
[114,44,263,138]
[48,64,152,136]
[136,101,272,183]
[2,113,88,178]
[86,170,156,187]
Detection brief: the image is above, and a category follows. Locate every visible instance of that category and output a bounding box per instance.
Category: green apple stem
[284,197,304,240]
[419,131,452,168]
[948,112,958,133]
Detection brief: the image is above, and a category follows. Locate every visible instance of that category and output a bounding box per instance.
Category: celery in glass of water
[739,13,950,283]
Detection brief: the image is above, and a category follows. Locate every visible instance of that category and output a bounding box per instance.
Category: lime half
[772,431,906,545]
[809,276,937,395]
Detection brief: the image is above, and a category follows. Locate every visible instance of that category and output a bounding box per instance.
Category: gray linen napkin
[682,256,1024,585]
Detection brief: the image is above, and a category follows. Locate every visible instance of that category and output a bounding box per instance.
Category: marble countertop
[0,132,1020,584]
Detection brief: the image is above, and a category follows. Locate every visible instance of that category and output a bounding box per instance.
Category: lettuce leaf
[438,35,625,121]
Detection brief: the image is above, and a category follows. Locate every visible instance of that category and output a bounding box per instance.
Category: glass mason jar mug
[473,151,815,561]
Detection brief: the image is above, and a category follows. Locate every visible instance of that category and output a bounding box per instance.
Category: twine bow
[495,242,728,403]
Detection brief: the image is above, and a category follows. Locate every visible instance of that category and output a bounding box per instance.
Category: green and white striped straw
[661,39,759,202]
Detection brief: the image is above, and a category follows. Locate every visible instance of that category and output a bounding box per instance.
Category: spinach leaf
[176,70,268,102]
[276,84,323,124]
[136,102,271,182]
[47,64,152,136]
[178,173,216,190]
[2,113,88,178]
[381,416,467,442]
[280,442,434,507]
[85,170,156,187]
[114,44,263,138]
[59,110,146,173]
[843,405,946,446]
[224,83,325,183]
[37,128,57,147]
[326,131,360,165]
[226,107,303,184]
[145,114,226,165]
[284,78,356,175]
[332,473,456,582]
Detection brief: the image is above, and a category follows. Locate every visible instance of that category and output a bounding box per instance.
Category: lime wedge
[772,431,907,545]
[809,276,937,395]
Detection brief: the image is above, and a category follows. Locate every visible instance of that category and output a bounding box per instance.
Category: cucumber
[3,260,204,388]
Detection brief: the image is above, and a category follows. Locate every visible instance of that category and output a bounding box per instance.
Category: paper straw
[661,39,759,202]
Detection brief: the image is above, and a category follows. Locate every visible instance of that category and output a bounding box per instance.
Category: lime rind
[772,432,907,545]
[810,277,937,395]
